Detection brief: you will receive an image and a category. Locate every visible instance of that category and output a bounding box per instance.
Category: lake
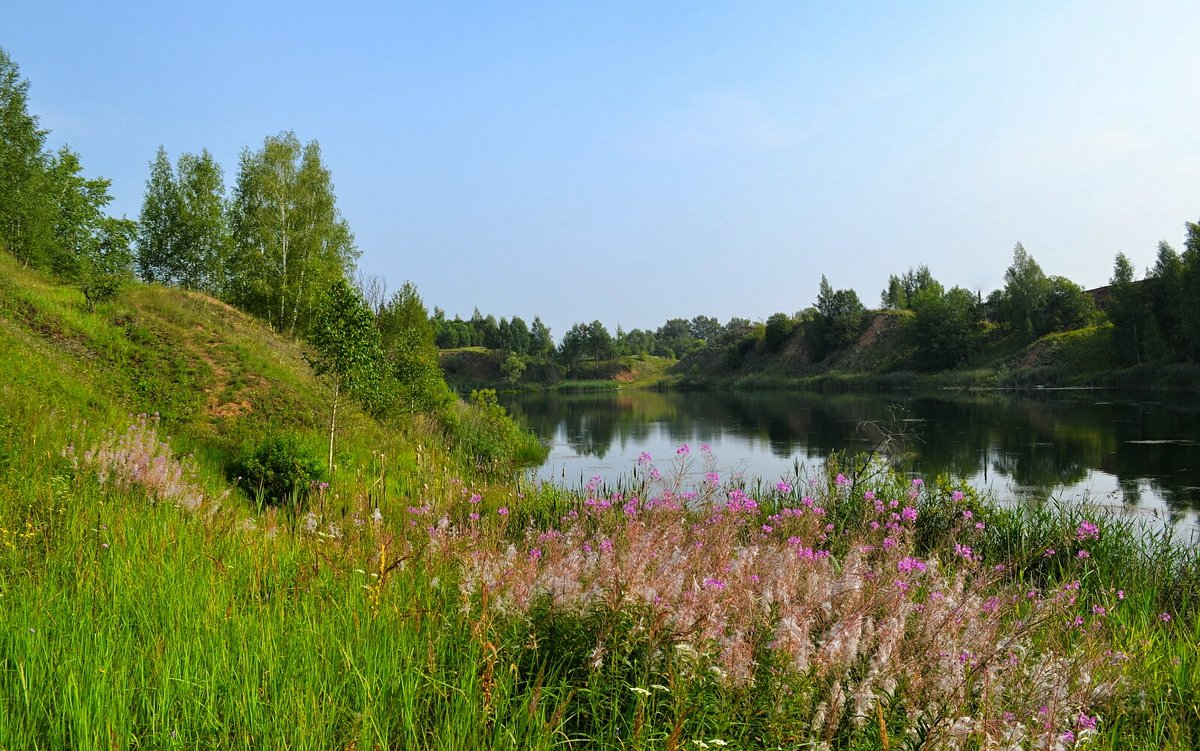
[499,388,1200,535]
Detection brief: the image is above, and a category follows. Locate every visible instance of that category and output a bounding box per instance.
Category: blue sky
[7,1,1200,337]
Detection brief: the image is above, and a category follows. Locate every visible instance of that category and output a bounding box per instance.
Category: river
[499,388,1200,535]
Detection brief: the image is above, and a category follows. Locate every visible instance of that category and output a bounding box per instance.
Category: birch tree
[228,131,357,335]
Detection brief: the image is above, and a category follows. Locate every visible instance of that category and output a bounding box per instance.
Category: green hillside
[670,310,1200,390]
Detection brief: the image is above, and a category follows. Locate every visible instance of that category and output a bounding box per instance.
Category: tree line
[458,231,1200,376]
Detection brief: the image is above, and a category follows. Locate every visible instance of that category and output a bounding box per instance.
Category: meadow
[1,257,1197,749]
[2,417,1197,749]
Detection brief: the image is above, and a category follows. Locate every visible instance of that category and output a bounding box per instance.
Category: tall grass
[3,422,1196,749]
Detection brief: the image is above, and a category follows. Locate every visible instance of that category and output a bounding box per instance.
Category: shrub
[233,434,326,510]
[439,389,545,471]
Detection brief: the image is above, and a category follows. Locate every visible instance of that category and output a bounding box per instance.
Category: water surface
[500,389,1200,534]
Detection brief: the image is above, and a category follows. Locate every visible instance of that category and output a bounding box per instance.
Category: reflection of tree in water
[500,390,1200,511]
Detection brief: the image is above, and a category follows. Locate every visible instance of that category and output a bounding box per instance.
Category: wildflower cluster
[66,414,208,512]
[431,451,1122,747]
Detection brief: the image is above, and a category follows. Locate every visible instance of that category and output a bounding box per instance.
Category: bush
[233,434,326,510]
[439,389,545,471]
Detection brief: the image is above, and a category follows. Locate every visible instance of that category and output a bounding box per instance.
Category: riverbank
[440,348,677,392]
[448,315,1200,394]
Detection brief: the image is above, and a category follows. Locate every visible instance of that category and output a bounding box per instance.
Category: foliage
[988,243,1052,341]
[810,275,866,359]
[910,284,984,369]
[558,320,615,370]
[0,48,132,301]
[1108,252,1142,364]
[881,264,937,309]
[500,352,526,383]
[308,278,386,469]
[376,282,453,413]
[232,433,326,509]
[227,131,358,336]
[0,47,57,268]
[136,147,230,293]
[763,311,795,351]
[438,389,546,470]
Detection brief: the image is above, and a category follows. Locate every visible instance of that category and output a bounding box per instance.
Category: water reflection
[500,389,1200,527]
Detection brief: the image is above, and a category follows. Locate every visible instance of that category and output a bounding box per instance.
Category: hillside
[0,253,393,477]
[670,310,1200,390]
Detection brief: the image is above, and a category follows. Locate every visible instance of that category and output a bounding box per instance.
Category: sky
[7,1,1200,338]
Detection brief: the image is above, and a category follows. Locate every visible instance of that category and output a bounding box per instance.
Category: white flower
[629,687,651,697]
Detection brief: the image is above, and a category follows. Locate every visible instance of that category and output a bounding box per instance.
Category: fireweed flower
[776,482,792,494]
[1076,521,1100,541]
[637,451,653,466]
[677,444,691,456]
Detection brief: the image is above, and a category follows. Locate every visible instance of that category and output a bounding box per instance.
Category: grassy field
[1,260,1198,749]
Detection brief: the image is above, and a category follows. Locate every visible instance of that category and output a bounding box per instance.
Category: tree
[136,147,179,283]
[688,315,722,342]
[1147,240,1186,360]
[175,149,229,293]
[0,47,56,268]
[654,318,700,358]
[507,315,532,355]
[376,282,452,414]
[308,278,385,471]
[764,312,795,351]
[992,243,1051,340]
[1036,276,1095,336]
[77,217,136,311]
[585,320,615,361]
[530,316,553,357]
[1183,221,1200,360]
[910,285,983,369]
[558,322,590,369]
[881,265,937,309]
[45,146,136,307]
[228,132,358,336]
[1108,252,1142,364]
[811,275,866,358]
[500,352,526,384]
[881,275,906,309]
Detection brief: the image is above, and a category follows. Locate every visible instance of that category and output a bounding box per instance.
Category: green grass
[2,256,1199,749]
